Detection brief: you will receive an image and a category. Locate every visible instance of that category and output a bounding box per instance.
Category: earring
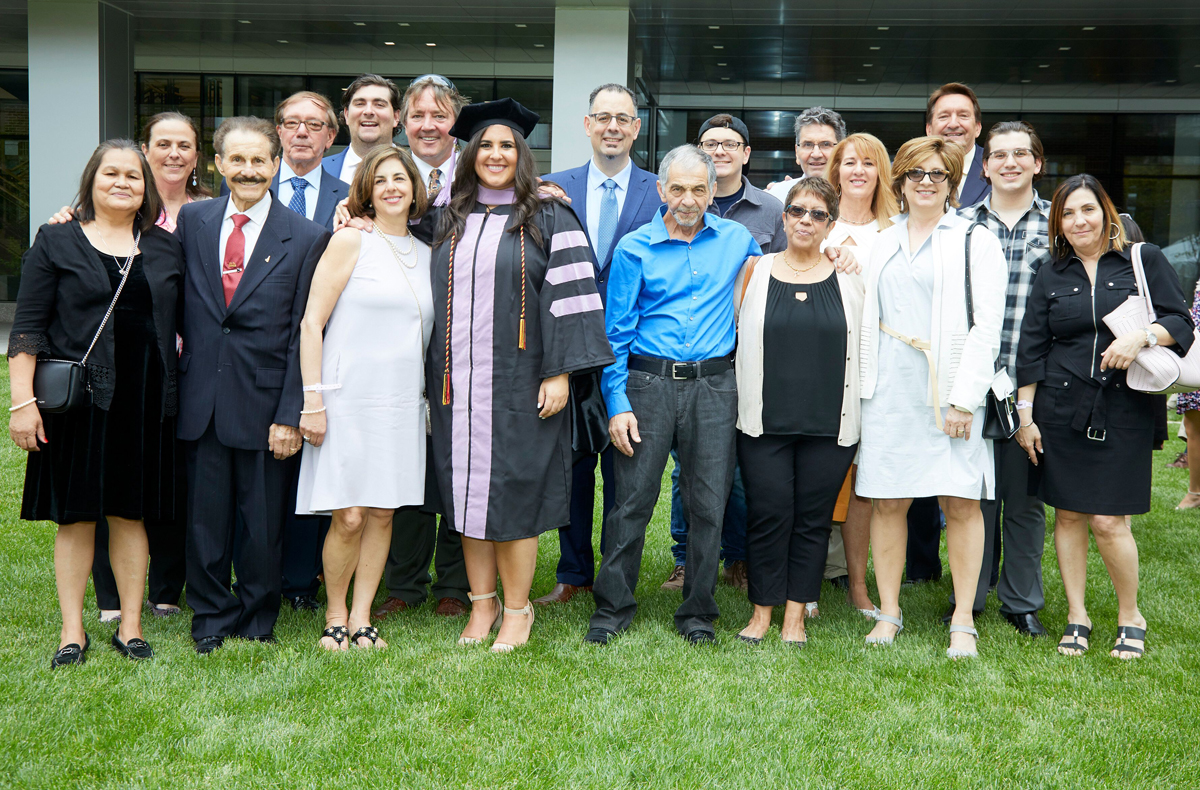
[1055,234,1068,252]
[192,168,198,187]
[1109,221,1121,241]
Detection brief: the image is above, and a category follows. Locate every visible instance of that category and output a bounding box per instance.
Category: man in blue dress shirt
[586,145,761,645]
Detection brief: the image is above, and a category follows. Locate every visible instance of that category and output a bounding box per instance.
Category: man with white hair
[765,106,847,203]
[586,145,761,646]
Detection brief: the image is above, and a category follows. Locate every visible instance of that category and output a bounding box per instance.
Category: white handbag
[1100,242,1200,394]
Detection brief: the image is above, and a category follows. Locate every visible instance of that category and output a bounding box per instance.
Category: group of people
[12,72,1188,668]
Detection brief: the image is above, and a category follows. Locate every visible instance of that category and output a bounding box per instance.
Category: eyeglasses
[699,140,746,153]
[784,205,832,223]
[904,168,950,183]
[589,112,637,128]
[280,119,330,132]
[410,73,457,92]
[799,141,836,152]
[986,148,1034,163]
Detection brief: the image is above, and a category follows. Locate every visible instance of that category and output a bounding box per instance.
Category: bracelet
[9,397,37,412]
[1020,420,1034,428]
[300,407,326,415]
[302,383,341,392]
[1016,400,1034,410]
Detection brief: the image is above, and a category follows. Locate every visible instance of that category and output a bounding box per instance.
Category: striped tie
[288,176,308,217]
[596,179,618,265]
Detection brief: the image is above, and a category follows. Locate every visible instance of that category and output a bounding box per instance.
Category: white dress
[296,230,434,513]
[856,230,990,499]
[822,218,881,256]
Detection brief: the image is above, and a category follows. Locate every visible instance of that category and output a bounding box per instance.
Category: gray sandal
[946,624,979,658]
[865,611,903,645]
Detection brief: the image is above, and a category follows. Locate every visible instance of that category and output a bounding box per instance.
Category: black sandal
[320,625,349,649]
[1111,625,1147,659]
[51,633,90,669]
[1058,623,1091,655]
[351,625,382,648]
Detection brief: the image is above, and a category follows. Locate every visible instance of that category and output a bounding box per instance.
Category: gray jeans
[590,367,738,637]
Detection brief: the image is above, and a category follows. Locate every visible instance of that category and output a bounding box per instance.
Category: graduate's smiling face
[474,124,518,190]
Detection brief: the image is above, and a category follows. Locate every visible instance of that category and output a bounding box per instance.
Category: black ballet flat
[111,632,154,661]
[51,634,90,669]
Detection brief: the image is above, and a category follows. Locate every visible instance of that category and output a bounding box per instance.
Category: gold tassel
[442,373,451,406]
[519,318,527,350]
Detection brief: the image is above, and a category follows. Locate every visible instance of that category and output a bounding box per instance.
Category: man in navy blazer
[322,74,402,186]
[926,82,992,209]
[176,117,330,653]
[532,83,663,604]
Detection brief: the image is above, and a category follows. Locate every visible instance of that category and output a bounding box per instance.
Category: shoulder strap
[739,255,763,306]
[964,220,985,330]
[80,229,139,367]
[1129,242,1156,321]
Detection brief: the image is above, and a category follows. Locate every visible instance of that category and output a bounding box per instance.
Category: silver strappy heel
[946,624,979,658]
[865,611,903,645]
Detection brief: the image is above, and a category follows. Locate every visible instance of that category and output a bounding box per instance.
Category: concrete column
[550,6,631,173]
[28,0,133,242]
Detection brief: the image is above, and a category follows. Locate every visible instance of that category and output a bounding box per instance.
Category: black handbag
[33,232,138,414]
[964,221,1019,440]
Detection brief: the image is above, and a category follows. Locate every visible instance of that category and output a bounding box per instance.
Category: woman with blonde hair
[857,136,1007,658]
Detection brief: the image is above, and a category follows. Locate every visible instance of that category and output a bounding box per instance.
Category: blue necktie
[288,176,308,218]
[596,179,618,266]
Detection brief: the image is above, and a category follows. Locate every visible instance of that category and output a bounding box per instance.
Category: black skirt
[21,252,180,525]
[1030,371,1154,515]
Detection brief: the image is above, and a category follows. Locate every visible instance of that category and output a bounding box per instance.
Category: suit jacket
[220,168,349,233]
[322,150,348,183]
[959,144,992,210]
[174,196,330,451]
[541,160,663,304]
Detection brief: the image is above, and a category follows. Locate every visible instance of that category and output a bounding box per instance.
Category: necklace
[379,229,417,269]
[782,248,821,275]
[93,225,136,275]
[837,213,875,226]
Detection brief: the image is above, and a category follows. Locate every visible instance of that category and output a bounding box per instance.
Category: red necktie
[222,213,250,306]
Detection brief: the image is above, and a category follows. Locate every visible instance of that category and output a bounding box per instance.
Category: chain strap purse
[33,231,139,413]
[964,221,1019,440]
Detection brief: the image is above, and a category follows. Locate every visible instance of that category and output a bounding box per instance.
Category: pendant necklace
[782,248,820,275]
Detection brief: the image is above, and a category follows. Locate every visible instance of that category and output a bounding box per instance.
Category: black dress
[21,247,179,525]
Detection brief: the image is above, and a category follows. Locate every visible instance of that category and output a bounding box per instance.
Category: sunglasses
[410,74,457,92]
[784,205,832,223]
[904,168,950,183]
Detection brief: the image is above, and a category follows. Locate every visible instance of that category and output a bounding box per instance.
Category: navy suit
[958,143,992,211]
[175,196,330,639]
[220,169,349,234]
[322,151,350,184]
[539,160,663,588]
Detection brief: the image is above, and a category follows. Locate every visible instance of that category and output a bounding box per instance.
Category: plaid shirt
[961,191,1053,382]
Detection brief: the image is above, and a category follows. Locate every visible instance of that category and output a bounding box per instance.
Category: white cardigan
[859,212,1006,414]
[735,254,866,446]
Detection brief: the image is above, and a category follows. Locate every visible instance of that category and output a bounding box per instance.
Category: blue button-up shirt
[601,206,761,415]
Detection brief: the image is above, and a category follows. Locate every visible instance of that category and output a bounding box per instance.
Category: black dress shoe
[51,634,90,669]
[828,575,850,591]
[683,629,716,646]
[286,594,322,612]
[111,632,154,660]
[941,605,983,625]
[583,627,615,645]
[902,572,942,586]
[244,634,277,644]
[1004,611,1047,637]
[195,635,225,655]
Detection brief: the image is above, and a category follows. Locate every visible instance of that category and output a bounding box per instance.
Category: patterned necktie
[596,179,618,265]
[288,176,308,218]
[428,168,442,201]
[222,214,250,307]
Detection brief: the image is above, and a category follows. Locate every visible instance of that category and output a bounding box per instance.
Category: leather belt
[879,321,943,431]
[629,354,733,380]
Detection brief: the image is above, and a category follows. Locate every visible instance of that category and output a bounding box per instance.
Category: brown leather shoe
[723,560,749,591]
[661,565,685,591]
[372,597,412,620]
[532,583,592,605]
[434,597,469,616]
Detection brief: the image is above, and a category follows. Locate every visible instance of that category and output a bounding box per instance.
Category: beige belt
[879,321,942,430]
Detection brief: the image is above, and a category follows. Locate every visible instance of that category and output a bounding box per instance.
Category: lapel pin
[265,255,271,263]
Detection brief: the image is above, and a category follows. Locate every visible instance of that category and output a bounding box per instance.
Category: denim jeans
[590,367,738,636]
[669,447,746,566]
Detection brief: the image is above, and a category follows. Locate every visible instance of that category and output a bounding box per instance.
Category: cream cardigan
[734,253,866,446]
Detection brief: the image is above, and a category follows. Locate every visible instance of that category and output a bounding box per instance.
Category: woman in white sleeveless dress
[296,146,433,651]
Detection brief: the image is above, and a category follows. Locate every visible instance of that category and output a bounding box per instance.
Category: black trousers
[738,432,857,606]
[280,460,331,599]
[556,448,614,587]
[905,497,943,582]
[92,516,188,610]
[383,508,469,606]
[184,423,289,640]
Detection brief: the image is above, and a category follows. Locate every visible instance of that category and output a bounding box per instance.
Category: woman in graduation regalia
[416,99,613,652]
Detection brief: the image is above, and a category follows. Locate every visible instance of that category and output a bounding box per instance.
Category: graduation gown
[419,193,613,541]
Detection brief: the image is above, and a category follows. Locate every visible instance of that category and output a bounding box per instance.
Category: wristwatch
[1145,329,1158,348]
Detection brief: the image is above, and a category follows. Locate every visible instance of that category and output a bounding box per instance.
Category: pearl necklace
[379,229,417,269]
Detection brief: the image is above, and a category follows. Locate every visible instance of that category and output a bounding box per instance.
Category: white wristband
[300,406,326,415]
[9,397,37,412]
[302,383,341,392]
[1016,400,1034,410]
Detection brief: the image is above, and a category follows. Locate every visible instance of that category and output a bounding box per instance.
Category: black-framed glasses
[699,140,746,153]
[784,205,832,223]
[986,148,1034,162]
[410,73,457,92]
[588,112,637,128]
[280,119,330,132]
[904,168,950,183]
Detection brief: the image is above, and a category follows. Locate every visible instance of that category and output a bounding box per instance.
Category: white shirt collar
[343,146,362,169]
[279,160,321,190]
[224,190,272,225]
[414,149,455,182]
[587,158,633,193]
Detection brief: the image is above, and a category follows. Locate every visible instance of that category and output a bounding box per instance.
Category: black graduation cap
[449,98,539,141]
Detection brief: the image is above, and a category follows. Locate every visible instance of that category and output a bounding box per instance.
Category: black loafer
[828,575,850,591]
[195,635,225,655]
[245,633,277,644]
[286,594,321,612]
[51,634,90,669]
[941,605,983,625]
[1004,611,1047,637]
[684,629,715,646]
[111,632,154,660]
[583,627,616,645]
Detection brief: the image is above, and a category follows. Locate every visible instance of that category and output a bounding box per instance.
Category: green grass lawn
[0,357,1198,789]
